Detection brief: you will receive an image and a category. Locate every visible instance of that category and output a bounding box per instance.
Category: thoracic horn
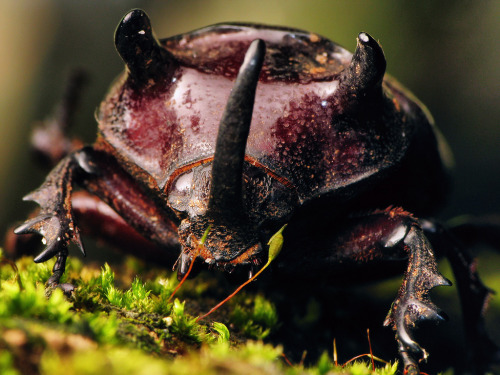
[208,39,266,219]
[339,32,386,100]
[114,9,175,86]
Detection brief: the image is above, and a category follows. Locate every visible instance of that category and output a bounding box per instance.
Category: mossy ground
[0,250,400,375]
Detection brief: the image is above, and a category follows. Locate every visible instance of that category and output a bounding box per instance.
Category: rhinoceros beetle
[13,9,499,374]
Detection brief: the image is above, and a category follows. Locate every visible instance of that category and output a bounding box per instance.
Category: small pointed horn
[208,39,266,217]
[340,32,386,98]
[114,9,174,85]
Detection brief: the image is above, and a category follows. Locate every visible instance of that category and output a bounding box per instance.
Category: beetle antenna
[339,32,386,102]
[207,39,266,218]
[114,9,175,86]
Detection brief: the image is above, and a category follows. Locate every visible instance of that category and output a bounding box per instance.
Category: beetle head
[176,217,263,277]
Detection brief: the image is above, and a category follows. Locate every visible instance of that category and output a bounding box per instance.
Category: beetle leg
[383,224,451,371]
[15,155,85,275]
[31,70,87,167]
[422,218,500,371]
[47,249,75,294]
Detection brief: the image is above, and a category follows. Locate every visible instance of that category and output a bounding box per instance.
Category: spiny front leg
[14,155,85,287]
[383,225,451,374]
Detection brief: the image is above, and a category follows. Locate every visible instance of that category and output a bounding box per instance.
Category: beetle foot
[384,292,449,356]
[398,344,421,375]
[385,294,446,366]
[14,156,86,263]
[46,281,75,297]
[43,249,76,297]
[384,226,451,366]
[45,281,75,298]
[14,214,83,263]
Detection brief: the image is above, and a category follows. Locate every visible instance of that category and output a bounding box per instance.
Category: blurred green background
[0,0,498,369]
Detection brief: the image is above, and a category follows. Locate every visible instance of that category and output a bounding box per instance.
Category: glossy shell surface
[97,24,424,204]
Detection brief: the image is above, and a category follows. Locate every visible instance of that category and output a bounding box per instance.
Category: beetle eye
[167,164,212,216]
[168,169,194,212]
[175,171,193,192]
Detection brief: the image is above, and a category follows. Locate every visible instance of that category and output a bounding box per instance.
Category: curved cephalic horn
[340,32,386,97]
[208,39,266,218]
[114,9,174,84]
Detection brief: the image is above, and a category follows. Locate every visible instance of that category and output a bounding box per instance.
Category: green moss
[230,294,279,340]
[169,298,207,344]
[212,322,230,344]
[40,348,170,375]
[0,250,399,375]
[0,261,73,324]
[38,341,398,375]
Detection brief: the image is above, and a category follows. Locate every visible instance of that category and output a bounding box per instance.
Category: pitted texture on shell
[162,24,351,82]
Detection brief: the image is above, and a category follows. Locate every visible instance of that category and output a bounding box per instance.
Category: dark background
[0,0,498,371]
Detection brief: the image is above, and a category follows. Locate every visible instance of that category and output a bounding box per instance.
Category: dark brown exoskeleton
[12,9,499,374]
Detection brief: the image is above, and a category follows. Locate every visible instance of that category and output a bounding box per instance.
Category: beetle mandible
[13,9,499,374]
